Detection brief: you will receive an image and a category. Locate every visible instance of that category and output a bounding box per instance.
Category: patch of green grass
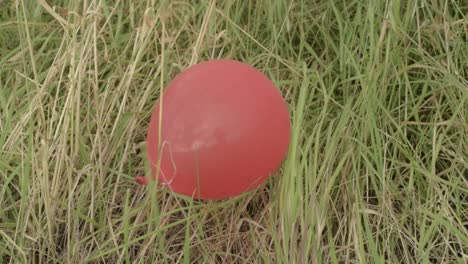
[1,0,467,263]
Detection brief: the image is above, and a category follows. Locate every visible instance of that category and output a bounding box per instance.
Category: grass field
[1,0,467,263]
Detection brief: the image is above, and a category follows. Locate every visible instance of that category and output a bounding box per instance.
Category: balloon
[136,59,290,200]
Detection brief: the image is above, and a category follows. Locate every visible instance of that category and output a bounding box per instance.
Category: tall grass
[0,0,467,263]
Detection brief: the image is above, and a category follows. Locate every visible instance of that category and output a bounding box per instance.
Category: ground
[0,0,467,263]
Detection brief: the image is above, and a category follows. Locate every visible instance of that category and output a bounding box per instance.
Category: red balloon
[136,59,290,199]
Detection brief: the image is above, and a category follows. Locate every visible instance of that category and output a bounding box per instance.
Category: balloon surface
[137,59,290,199]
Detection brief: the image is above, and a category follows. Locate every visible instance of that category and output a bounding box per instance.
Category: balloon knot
[135,176,148,185]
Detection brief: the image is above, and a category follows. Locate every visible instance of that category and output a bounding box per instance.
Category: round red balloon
[137,59,290,199]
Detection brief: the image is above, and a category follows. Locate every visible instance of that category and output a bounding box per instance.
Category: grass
[0,0,467,263]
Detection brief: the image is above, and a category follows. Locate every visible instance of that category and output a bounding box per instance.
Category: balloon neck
[135,176,148,185]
